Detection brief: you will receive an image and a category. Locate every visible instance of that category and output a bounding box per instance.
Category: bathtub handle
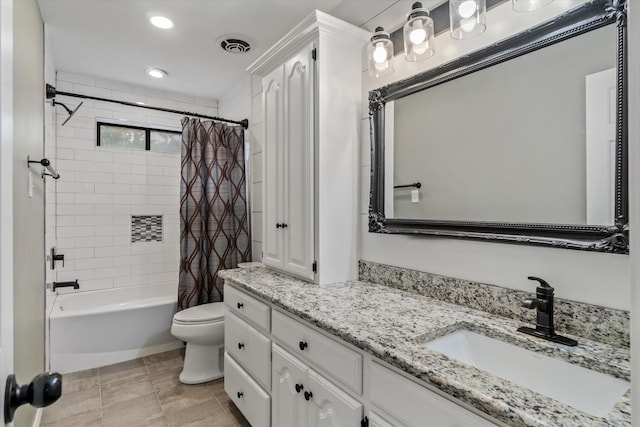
[237,302,244,309]
[238,342,244,350]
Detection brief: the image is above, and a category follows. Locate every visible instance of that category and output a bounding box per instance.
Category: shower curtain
[178,118,250,310]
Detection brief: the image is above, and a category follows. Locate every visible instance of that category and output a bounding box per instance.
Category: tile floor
[41,348,251,427]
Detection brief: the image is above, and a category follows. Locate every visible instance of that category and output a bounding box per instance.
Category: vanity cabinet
[272,344,363,427]
[224,282,502,427]
[248,10,369,284]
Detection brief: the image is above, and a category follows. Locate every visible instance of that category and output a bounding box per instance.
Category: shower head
[53,100,83,126]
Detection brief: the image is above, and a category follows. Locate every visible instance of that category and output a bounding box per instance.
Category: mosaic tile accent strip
[131,215,163,243]
[358,260,630,349]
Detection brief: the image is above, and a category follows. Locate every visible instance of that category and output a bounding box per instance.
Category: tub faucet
[52,280,79,291]
[517,276,578,347]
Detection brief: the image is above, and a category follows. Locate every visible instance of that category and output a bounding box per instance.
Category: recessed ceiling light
[150,16,173,29]
[146,68,167,79]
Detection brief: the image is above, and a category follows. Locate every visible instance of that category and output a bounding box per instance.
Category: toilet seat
[173,303,224,325]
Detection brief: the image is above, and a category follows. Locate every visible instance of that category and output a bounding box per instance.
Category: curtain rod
[45,84,249,129]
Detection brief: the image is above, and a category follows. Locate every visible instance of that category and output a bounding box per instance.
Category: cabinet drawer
[370,362,497,427]
[224,353,271,427]
[272,310,362,394]
[225,309,271,390]
[224,285,270,332]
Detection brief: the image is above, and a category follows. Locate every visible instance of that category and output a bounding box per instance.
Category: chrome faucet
[517,276,577,346]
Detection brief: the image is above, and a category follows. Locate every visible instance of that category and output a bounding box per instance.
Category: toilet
[171,302,225,384]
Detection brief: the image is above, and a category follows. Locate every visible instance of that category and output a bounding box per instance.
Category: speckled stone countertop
[219,267,631,427]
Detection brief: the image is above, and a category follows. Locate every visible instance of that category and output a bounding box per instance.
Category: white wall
[49,71,218,293]
[358,1,630,310]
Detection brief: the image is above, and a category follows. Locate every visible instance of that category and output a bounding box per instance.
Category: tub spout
[52,280,79,291]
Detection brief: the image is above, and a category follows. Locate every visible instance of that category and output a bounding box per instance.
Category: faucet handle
[527,276,550,288]
[528,276,554,297]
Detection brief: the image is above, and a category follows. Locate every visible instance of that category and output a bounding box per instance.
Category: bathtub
[49,284,183,374]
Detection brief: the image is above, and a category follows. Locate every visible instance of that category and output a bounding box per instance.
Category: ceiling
[37,0,442,100]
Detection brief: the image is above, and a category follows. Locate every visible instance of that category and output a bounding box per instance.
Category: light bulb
[372,42,388,64]
[460,18,477,33]
[409,21,427,45]
[458,0,477,19]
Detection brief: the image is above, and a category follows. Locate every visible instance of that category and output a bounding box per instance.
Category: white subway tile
[194,96,218,108]
[56,193,75,204]
[56,237,76,249]
[132,184,163,195]
[56,148,75,160]
[57,204,94,216]
[113,194,146,205]
[112,215,131,225]
[113,235,132,246]
[163,185,179,196]
[75,257,113,270]
[73,84,112,99]
[95,246,131,257]
[95,183,130,194]
[61,248,95,260]
[56,216,75,227]
[75,149,113,163]
[75,193,114,205]
[131,205,162,215]
[96,79,133,93]
[96,204,130,214]
[94,162,131,174]
[252,151,263,183]
[56,181,94,194]
[252,241,263,260]
[251,182,262,212]
[115,275,148,288]
[148,271,177,284]
[75,236,113,248]
[95,225,129,236]
[113,255,147,266]
[113,174,146,185]
[57,226,94,238]
[74,171,113,183]
[57,269,94,281]
[58,71,95,86]
[152,175,179,186]
[76,278,114,292]
[131,263,165,275]
[130,242,164,255]
[95,266,130,279]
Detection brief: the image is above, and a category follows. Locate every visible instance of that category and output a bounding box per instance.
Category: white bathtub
[49,284,183,374]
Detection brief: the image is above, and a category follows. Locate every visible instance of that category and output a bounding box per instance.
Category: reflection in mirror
[389,25,616,225]
[368,0,629,253]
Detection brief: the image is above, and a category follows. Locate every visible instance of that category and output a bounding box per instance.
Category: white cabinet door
[282,44,315,280]
[262,64,285,270]
[368,411,396,427]
[307,369,363,427]
[272,344,309,427]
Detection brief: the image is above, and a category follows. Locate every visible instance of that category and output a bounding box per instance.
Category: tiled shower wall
[218,74,262,262]
[48,71,218,293]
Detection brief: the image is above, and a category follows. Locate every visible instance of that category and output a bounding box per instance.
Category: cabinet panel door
[283,45,315,280]
[368,411,397,427]
[224,353,271,427]
[307,369,363,427]
[272,344,308,427]
[262,66,285,269]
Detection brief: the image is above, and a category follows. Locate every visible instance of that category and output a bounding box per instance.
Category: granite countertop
[219,267,631,427]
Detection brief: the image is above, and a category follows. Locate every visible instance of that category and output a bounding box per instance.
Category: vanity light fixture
[149,16,174,29]
[403,2,435,62]
[367,26,394,78]
[450,0,487,39]
[512,0,554,12]
[146,68,167,79]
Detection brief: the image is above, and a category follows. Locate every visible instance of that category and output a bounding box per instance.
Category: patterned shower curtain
[178,118,250,310]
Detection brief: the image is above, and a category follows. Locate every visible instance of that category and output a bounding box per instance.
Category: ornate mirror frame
[368,0,628,254]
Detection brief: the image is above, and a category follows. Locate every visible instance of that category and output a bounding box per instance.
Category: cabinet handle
[282,223,288,228]
[276,223,282,229]
[295,383,303,393]
[237,391,243,399]
[299,341,308,351]
[237,302,244,309]
[238,342,244,349]
[304,391,313,401]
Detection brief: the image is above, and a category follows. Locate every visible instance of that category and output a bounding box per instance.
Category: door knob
[4,372,62,423]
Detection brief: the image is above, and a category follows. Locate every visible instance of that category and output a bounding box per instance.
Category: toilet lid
[174,303,224,323]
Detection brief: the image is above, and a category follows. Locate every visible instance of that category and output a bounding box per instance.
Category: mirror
[369,0,628,253]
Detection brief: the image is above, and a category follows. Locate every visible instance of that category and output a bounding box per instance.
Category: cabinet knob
[299,341,308,351]
[238,342,244,350]
[276,223,282,229]
[237,391,243,399]
[295,383,303,393]
[304,391,313,401]
[282,223,288,228]
[237,302,244,309]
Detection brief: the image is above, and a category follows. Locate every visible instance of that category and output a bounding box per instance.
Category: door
[585,68,616,225]
[0,1,16,424]
[282,45,315,280]
[272,344,308,427]
[262,65,285,269]
[307,369,363,427]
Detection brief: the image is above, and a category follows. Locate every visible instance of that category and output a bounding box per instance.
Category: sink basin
[424,329,629,417]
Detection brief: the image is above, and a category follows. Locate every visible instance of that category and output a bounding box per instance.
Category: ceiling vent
[219,37,251,54]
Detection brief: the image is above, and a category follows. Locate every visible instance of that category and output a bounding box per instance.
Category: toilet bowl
[171,302,225,384]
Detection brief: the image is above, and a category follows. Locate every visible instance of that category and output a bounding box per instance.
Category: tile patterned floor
[41,348,251,427]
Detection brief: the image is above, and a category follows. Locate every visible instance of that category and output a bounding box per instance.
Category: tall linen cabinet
[248,10,369,284]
